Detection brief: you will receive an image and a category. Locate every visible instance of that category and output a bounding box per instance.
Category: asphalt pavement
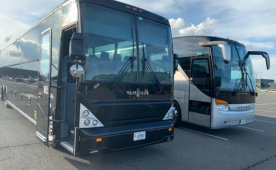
[0,92,275,170]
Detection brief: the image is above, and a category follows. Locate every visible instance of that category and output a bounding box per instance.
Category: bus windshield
[212,43,256,95]
[82,3,173,84]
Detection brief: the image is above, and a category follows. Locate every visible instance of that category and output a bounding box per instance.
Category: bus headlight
[163,105,176,120]
[82,110,89,117]
[84,119,91,126]
[216,104,230,111]
[79,104,104,128]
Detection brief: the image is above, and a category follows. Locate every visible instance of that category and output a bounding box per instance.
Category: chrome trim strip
[60,141,74,154]
[7,100,36,125]
[36,131,46,142]
[73,127,77,156]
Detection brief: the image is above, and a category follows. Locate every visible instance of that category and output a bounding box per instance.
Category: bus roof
[173,36,245,47]
[1,0,170,51]
[80,0,170,25]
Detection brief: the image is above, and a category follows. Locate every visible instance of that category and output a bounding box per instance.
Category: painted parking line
[256,105,276,110]
[239,126,264,132]
[255,119,276,125]
[256,104,276,108]
[256,103,276,106]
[255,109,276,114]
[178,127,229,141]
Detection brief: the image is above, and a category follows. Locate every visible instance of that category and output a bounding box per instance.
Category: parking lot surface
[0,92,275,170]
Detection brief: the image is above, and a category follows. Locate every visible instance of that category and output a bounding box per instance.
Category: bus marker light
[215,99,228,105]
[96,138,102,142]
[139,9,143,12]
[82,110,89,117]
[133,7,137,11]
[126,5,131,9]
[92,120,98,126]
[84,119,90,126]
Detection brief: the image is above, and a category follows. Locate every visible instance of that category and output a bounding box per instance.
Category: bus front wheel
[173,101,182,127]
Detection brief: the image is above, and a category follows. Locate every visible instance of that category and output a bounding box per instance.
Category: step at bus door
[188,57,212,127]
[36,28,53,146]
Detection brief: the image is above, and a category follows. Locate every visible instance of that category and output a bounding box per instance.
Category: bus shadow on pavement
[63,145,167,169]
[176,122,250,140]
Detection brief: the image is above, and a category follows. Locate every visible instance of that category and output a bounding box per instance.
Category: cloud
[169,17,217,37]
[0,15,30,49]
[0,0,63,49]
[251,55,276,80]
[239,40,275,51]
[5,36,12,43]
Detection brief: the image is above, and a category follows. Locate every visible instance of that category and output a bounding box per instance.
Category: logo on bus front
[230,104,252,111]
[127,88,149,97]
[237,105,250,110]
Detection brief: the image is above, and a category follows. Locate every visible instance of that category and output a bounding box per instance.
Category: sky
[0,0,275,80]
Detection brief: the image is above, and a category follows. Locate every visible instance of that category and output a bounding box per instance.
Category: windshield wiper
[112,56,136,87]
[232,78,243,95]
[112,42,136,87]
[233,44,246,92]
[233,44,255,96]
[243,65,256,96]
[141,42,161,90]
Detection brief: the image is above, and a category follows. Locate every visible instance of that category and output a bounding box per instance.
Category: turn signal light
[215,99,228,105]
[96,138,102,142]
[168,128,173,132]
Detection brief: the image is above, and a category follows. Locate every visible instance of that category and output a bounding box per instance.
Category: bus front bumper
[211,109,255,129]
[77,120,174,154]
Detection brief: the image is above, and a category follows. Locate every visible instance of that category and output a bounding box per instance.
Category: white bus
[173,36,270,129]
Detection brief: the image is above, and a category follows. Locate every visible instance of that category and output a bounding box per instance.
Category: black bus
[0,0,175,155]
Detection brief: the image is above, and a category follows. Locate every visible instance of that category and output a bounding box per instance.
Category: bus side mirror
[174,54,179,72]
[69,33,85,60]
[245,51,270,70]
[218,44,231,63]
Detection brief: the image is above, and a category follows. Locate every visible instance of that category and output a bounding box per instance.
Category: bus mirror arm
[244,51,270,70]
[69,33,85,60]
[173,54,179,72]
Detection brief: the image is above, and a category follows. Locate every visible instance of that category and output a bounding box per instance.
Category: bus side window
[178,57,191,77]
[191,58,211,96]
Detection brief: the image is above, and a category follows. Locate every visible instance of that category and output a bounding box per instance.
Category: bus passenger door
[36,28,52,145]
[188,57,212,127]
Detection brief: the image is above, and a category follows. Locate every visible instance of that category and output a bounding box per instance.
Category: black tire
[5,102,13,109]
[1,86,3,101]
[173,102,182,127]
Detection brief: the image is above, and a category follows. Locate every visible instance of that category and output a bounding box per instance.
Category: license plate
[240,120,246,125]
[133,131,146,141]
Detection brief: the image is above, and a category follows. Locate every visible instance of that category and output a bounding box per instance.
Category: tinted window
[191,58,211,95]
[178,57,191,77]
[82,4,137,82]
[40,31,51,80]
[173,37,210,58]
[212,44,255,94]
[137,17,173,84]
